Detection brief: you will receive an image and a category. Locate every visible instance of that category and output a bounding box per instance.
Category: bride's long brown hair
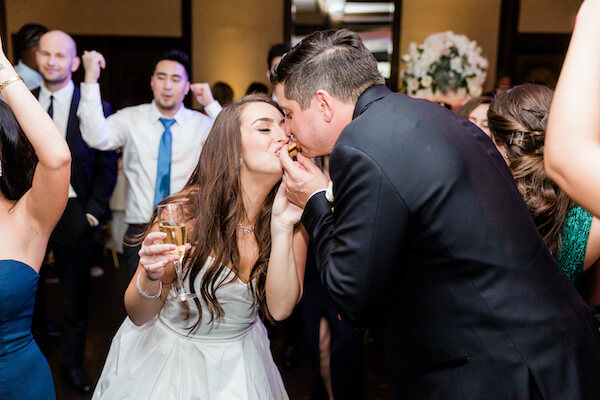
[488,83,572,257]
[154,94,283,329]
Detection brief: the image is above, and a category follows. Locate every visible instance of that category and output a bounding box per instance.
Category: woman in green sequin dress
[488,84,600,304]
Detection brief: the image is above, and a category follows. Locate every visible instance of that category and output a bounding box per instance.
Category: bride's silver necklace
[237,223,255,234]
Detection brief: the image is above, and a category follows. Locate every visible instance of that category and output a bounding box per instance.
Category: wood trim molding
[182,0,191,56]
[181,0,192,107]
[284,0,292,44]
[497,0,520,79]
[0,0,7,57]
[498,0,572,85]
[389,0,401,91]
[514,33,571,54]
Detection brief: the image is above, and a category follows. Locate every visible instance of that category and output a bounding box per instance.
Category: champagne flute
[157,203,196,302]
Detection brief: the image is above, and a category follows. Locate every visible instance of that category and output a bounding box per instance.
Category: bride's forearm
[125,267,168,326]
[265,228,308,321]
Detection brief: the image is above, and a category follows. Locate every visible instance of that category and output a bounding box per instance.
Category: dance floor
[37,252,394,399]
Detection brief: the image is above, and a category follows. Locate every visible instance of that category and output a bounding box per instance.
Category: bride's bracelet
[0,76,23,92]
[136,273,162,299]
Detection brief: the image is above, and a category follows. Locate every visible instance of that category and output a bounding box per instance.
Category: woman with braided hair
[488,83,600,299]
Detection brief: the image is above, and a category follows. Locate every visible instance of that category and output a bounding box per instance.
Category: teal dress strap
[556,205,593,282]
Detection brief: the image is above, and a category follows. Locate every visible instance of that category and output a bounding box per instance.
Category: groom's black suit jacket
[302,84,600,399]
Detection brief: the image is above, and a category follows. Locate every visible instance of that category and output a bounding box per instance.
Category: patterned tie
[153,118,176,207]
[47,95,54,118]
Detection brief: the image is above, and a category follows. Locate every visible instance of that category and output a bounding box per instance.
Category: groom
[274,29,600,399]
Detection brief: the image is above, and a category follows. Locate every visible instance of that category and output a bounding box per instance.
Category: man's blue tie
[153,118,176,207]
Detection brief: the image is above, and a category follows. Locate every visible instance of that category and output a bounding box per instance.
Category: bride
[93,94,307,399]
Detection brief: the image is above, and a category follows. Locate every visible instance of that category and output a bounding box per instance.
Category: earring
[239,158,243,167]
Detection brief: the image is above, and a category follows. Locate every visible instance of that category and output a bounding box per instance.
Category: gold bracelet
[0,76,24,92]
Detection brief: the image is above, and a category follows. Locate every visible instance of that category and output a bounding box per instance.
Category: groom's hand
[279,148,328,209]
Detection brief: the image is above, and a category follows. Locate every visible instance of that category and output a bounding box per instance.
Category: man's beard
[155,98,179,111]
[42,75,69,85]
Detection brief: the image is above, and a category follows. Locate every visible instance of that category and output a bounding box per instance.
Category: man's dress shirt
[77,83,220,224]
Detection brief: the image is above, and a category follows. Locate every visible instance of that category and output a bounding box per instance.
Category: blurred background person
[459,96,493,137]
[266,43,291,101]
[246,81,268,95]
[211,80,234,107]
[34,30,118,394]
[489,83,600,304]
[0,35,71,400]
[12,23,48,90]
[78,49,220,279]
[494,72,512,95]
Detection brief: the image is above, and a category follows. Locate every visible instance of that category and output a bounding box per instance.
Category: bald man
[33,30,117,394]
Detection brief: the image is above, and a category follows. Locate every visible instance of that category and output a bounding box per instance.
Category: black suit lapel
[31,85,79,145]
[66,87,80,144]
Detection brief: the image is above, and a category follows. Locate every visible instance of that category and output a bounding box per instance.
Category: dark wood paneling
[182,0,192,58]
[514,33,571,54]
[498,0,572,86]
[389,0,401,91]
[497,0,520,79]
[284,0,292,44]
[0,0,7,56]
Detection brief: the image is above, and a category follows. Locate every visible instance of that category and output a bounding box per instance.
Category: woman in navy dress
[0,35,71,400]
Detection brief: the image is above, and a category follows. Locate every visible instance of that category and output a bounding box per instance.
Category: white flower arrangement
[401,31,489,106]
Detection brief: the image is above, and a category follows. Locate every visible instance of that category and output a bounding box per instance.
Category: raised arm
[266,177,308,321]
[0,40,71,234]
[545,0,600,216]
[77,50,128,150]
[190,83,222,120]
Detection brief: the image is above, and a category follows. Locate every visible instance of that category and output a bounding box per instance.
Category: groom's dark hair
[270,29,384,109]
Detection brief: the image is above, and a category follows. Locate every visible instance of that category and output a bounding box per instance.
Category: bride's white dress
[92,259,288,399]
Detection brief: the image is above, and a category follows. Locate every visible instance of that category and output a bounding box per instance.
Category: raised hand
[279,149,329,209]
[271,176,304,233]
[0,35,15,77]
[190,82,216,107]
[82,50,106,84]
[138,231,181,281]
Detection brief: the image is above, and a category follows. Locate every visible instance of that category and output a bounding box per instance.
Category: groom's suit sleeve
[301,143,409,327]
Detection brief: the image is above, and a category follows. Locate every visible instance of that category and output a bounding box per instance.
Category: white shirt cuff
[86,213,100,227]
[204,101,222,120]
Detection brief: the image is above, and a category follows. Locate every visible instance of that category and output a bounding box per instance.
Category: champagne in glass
[159,221,186,257]
[157,203,196,302]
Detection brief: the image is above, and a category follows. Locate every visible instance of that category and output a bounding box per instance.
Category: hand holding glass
[157,203,196,301]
